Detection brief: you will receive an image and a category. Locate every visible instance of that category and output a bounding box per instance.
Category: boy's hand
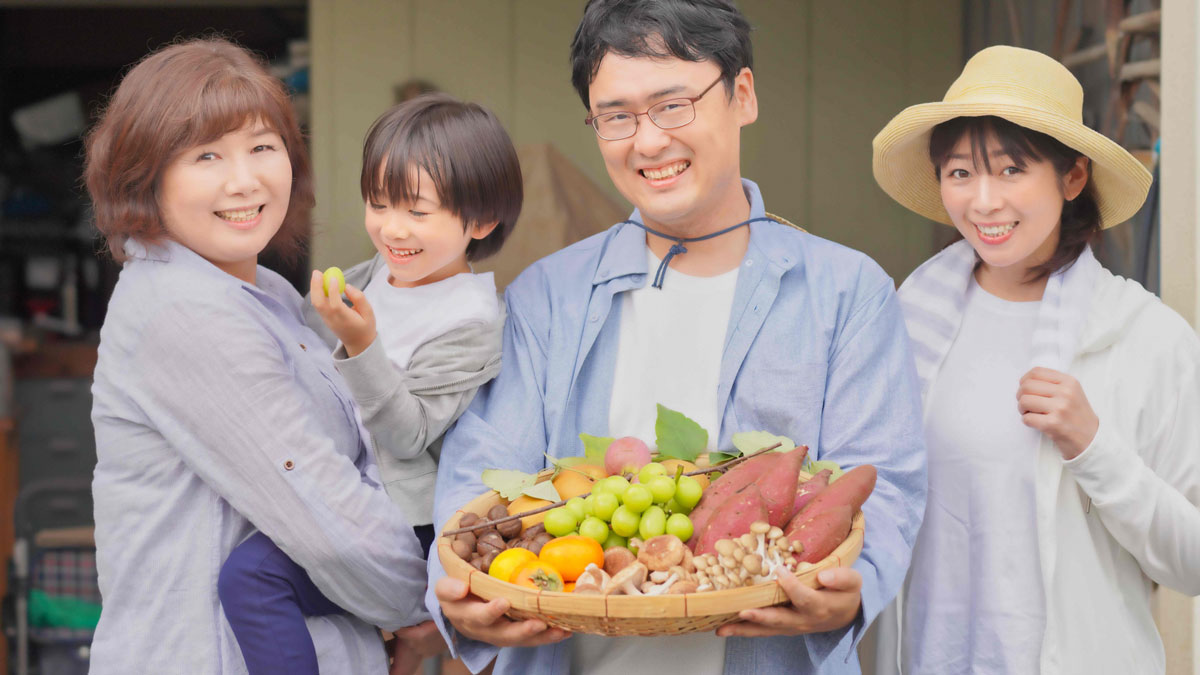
[715,567,862,637]
[1017,367,1099,460]
[309,270,377,357]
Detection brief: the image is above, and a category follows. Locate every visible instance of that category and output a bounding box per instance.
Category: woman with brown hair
[85,38,428,674]
[873,46,1200,673]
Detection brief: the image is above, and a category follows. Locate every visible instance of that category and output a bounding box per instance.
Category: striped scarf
[898,239,1100,404]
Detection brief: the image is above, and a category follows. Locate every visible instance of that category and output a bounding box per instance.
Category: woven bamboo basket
[438,470,865,637]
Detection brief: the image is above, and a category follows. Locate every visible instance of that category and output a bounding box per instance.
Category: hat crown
[943,46,1083,122]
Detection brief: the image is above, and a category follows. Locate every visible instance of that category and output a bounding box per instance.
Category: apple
[604,436,652,477]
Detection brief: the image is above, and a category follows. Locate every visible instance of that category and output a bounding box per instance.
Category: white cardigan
[880,265,1200,675]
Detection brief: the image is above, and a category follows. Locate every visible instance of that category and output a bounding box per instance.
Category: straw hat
[872,45,1152,229]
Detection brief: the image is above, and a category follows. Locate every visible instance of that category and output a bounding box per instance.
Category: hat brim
[872,102,1153,229]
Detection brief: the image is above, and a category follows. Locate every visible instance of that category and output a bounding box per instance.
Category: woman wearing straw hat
[872,46,1200,674]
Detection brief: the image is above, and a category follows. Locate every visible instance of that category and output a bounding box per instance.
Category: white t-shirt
[360,266,499,369]
[902,277,1046,674]
[571,246,737,674]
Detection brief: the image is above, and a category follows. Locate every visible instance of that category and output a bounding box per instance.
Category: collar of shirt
[123,237,304,324]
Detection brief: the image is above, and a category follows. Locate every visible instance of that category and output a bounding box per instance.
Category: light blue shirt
[427,180,928,674]
[90,240,429,674]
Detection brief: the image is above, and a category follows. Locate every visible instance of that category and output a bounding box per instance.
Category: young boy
[218,93,523,675]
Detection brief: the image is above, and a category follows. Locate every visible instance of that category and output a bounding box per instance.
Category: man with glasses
[427,1,926,673]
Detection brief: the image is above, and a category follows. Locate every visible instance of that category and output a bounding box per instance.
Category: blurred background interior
[0,1,1196,674]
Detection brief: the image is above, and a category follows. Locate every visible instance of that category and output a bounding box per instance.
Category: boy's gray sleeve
[332,312,504,462]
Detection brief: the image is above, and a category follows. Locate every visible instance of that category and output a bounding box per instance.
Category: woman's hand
[715,567,862,637]
[433,577,571,648]
[387,620,447,675]
[308,270,377,357]
[1017,367,1099,460]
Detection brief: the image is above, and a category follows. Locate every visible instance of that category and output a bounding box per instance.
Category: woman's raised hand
[1017,367,1099,460]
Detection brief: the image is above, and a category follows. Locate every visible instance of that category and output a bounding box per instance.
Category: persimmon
[538,535,604,582]
[552,464,606,500]
[488,548,537,582]
[510,560,564,592]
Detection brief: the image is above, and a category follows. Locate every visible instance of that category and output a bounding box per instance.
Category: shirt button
[589,314,599,322]
[745,259,754,267]
[299,343,307,351]
[283,460,295,471]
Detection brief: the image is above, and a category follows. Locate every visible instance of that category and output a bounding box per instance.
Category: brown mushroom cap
[573,563,610,594]
[668,579,700,594]
[638,535,685,571]
[603,546,637,576]
[605,561,648,595]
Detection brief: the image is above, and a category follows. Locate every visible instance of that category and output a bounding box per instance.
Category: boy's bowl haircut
[361,94,523,262]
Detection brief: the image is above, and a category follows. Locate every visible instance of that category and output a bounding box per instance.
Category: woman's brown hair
[84,37,313,262]
[929,115,1101,282]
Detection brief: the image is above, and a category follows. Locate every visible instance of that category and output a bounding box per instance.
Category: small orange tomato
[510,561,564,592]
[537,535,604,582]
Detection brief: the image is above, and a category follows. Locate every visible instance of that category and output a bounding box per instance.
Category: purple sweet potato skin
[691,487,770,556]
[796,464,877,520]
[785,505,853,563]
[756,446,809,527]
[792,469,832,515]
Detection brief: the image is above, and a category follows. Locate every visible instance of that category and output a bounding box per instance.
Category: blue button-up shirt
[90,240,429,674]
[427,180,927,674]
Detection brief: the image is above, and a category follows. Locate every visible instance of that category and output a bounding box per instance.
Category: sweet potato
[755,446,809,527]
[685,454,773,543]
[785,505,853,563]
[792,469,832,515]
[795,464,877,520]
[691,486,770,556]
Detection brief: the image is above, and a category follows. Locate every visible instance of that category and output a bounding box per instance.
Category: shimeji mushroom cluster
[573,520,806,596]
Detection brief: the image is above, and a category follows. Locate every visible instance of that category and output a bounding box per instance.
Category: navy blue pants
[218,527,435,675]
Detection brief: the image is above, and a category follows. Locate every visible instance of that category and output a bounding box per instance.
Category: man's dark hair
[569,0,753,109]
[361,93,523,261]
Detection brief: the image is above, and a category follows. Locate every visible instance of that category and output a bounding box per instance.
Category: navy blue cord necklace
[621,216,777,289]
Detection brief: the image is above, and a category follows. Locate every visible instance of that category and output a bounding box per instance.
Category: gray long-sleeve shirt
[303,254,503,525]
[90,240,430,674]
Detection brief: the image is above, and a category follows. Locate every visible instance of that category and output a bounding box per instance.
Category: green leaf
[547,454,591,468]
[481,469,538,500]
[655,404,709,461]
[804,459,845,481]
[579,433,615,464]
[707,451,740,465]
[522,481,562,502]
[731,431,795,456]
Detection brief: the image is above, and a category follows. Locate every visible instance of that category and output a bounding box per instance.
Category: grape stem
[441,442,786,537]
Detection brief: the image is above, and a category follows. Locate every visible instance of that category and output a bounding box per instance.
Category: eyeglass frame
[583,74,726,140]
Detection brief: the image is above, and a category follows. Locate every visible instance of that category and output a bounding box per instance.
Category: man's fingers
[776,569,818,609]
[716,619,787,638]
[434,577,469,602]
[816,567,862,593]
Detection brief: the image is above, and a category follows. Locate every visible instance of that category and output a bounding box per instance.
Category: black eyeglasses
[584,75,724,141]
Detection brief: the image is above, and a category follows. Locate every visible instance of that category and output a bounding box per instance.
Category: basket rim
[438,469,865,620]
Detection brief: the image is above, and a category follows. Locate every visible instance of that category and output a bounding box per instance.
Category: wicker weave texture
[438,471,865,637]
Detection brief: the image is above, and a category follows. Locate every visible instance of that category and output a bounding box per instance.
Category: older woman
[84,38,428,674]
